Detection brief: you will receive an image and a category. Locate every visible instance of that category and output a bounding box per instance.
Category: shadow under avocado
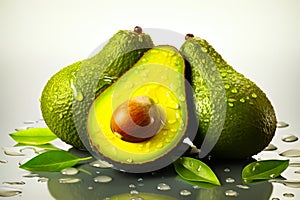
[36,149,272,200]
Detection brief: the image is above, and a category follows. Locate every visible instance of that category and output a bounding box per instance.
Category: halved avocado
[86,45,197,173]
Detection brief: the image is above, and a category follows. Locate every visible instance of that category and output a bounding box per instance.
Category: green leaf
[174,157,221,186]
[242,160,289,183]
[19,150,92,172]
[9,128,57,145]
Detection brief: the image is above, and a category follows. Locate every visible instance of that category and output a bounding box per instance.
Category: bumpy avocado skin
[180,37,277,159]
[41,61,83,149]
[73,30,154,148]
[41,29,153,150]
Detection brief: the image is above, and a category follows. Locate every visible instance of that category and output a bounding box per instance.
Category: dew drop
[276,121,289,128]
[37,177,49,183]
[239,98,245,103]
[295,170,300,174]
[3,148,25,156]
[129,184,136,188]
[251,93,257,98]
[89,159,113,168]
[263,144,278,151]
[225,178,235,183]
[0,187,22,197]
[224,168,231,172]
[269,179,300,188]
[271,198,280,200]
[236,184,250,190]
[282,135,298,142]
[59,178,81,184]
[94,175,112,183]
[61,167,79,175]
[290,162,300,167]
[225,189,239,197]
[231,88,238,94]
[279,149,300,157]
[157,183,171,191]
[180,189,192,196]
[192,185,200,189]
[283,193,294,198]
[88,186,93,190]
[0,160,8,164]
[3,181,25,185]
[130,190,139,195]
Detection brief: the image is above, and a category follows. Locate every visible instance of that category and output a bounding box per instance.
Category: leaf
[9,128,57,145]
[19,150,92,172]
[174,157,221,186]
[242,160,289,183]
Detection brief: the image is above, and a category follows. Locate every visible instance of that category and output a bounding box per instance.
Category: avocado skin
[41,61,83,149]
[180,37,277,159]
[73,30,154,149]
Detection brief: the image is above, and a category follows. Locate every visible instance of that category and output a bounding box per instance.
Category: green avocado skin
[180,37,277,159]
[73,30,154,149]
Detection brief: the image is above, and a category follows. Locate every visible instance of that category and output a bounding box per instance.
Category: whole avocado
[180,35,277,159]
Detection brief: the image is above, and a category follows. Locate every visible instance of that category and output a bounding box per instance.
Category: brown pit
[110,96,166,143]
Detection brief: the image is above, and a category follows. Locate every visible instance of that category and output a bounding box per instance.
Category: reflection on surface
[34,149,272,200]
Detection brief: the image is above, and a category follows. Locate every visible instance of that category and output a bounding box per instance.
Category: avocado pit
[110,95,166,143]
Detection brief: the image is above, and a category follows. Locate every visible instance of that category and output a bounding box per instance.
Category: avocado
[87,45,197,173]
[41,27,153,149]
[180,35,277,159]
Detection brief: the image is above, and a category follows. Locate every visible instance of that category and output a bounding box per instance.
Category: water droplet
[283,193,294,198]
[239,98,245,103]
[236,185,250,189]
[157,183,171,191]
[130,190,139,195]
[61,167,79,175]
[276,121,289,128]
[295,170,300,174]
[23,173,39,178]
[0,160,8,164]
[271,198,280,200]
[88,186,93,190]
[94,175,112,183]
[23,120,35,124]
[228,102,234,107]
[225,178,235,183]
[269,179,300,188]
[180,189,192,196]
[0,187,22,197]
[279,149,300,157]
[263,144,278,151]
[89,160,113,168]
[193,185,200,189]
[231,88,238,93]
[225,189,239,197]
[251,93,257,98]
[37,177,49,182]
[129,184,136,188]
[3,181,25,185]
[224,168,231,172]
[224,84,230,89]
[270,174,276,178]
[282,135,298,142]
[3,148,25,156]
[290,162,300,167]
[58,178,81,184]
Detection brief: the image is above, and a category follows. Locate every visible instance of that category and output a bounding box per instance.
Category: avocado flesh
[41,29,153,150]
[87,45,190,173]
[180,37,277,159]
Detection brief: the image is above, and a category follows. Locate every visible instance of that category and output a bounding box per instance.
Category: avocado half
[85,45,198,173]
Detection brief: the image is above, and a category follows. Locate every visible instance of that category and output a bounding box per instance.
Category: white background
[0,0,300,199]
